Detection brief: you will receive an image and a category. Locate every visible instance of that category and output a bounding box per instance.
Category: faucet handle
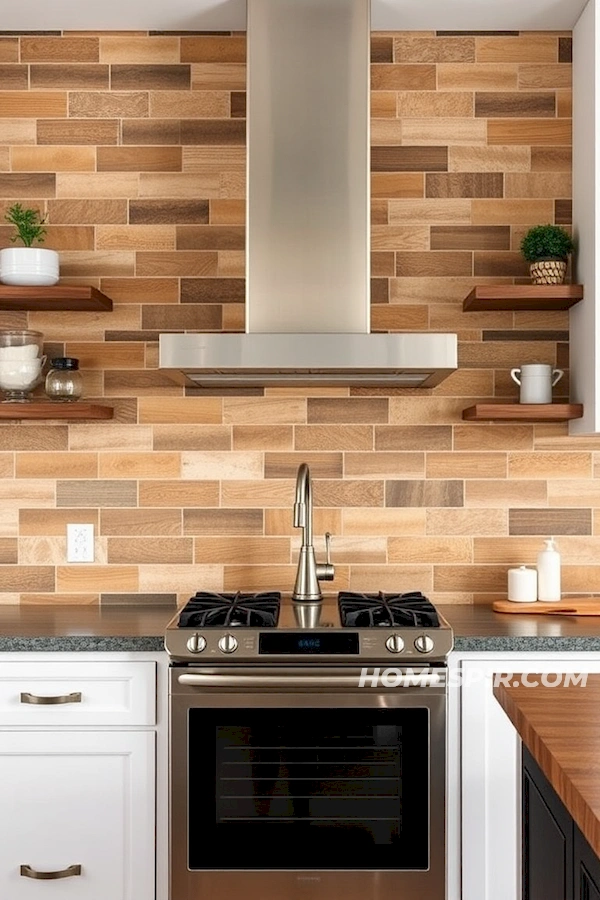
[316,532,335,583]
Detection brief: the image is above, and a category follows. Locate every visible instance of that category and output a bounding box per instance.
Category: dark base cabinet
[523,748,600,900]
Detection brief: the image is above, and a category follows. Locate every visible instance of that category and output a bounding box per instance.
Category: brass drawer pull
[20,691,82,705]
[20,864,82,880]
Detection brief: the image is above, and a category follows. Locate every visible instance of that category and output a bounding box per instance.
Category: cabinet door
[0,731,155,900]
[523,748,573,900]
[575,827,600,900]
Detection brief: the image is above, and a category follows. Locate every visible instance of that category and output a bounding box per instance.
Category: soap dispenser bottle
[537,536,561,602]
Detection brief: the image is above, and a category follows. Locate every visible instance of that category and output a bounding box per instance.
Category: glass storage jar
[45,357,83,402]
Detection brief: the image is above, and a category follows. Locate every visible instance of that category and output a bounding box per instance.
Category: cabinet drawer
[0,661,156,726]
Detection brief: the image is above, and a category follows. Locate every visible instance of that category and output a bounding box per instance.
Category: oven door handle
[177,671,444,689]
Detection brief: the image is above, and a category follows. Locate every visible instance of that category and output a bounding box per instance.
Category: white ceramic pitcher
[510,364,564,404]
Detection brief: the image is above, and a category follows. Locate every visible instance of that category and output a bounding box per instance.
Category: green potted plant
[520,224,575,285]
[0,203,59,286]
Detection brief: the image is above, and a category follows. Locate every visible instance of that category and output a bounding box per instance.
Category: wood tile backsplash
[0,29,588,605]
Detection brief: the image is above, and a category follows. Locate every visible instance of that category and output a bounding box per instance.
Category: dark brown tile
[180,36,246,63]
[0,540,17,564]
[483,330,569,341]
[426,172,503,198]
[101,593,176,606]
[371,64,436,91]
[130,199,208,225]
[0,173,55,197]
[141,304,222,331]
[122,119,181,145]
[37,118,119,145]
[509,508,590,535]
[372,252,395,276]
[0,424,68,450]
[386,480,464,508]
[431,225,510,251]
[375,425,452,451]
[48,199,127,224]
[474,251,529,277]
[555,199,572,225]
[0,64,28,89]
[436,30,519,35]
[371,200,388,225]
[183,508,263,535]
[111,64,190,90]
[559,37,573,63]
[396,251,472,277]
[307,398,389,424]
[372,146,448,173]
[97,146,182,172]
[0,38,19,61]
[30,64,109,89]
[105,330,163,342]
[371,277,389,303]
[557,342,569,368]
[176,225,244,250]
[265,452,343,479]
[180,120,245,145]
[181,278,245,303]
[57,480,137,507]
[475,92,556,118]
[371,36,393,63]
[231,91,246,118]
[0,31,61,36]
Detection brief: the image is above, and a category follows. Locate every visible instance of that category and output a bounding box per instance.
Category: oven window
[187,707,429,870]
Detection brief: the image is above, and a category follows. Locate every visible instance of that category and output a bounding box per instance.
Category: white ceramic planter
[0,247,59,286]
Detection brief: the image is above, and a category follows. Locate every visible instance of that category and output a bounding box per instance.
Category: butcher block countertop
[495,676,600,858]
[1,602,600,651]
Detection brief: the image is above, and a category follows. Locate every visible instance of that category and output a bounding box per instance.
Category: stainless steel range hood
[159,0,457,389]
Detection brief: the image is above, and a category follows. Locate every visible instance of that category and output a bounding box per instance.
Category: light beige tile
[299,536,386,564]
[402,117,486,145]
[139,564,223,593]
[344,452,425,478]
[194,536,290,565]
[343,508,426,536]
[265,507,341,536]
[438,63,518,91]
[139,480,219,507]
[223,564,315,593]
[99,452,181,479]
[99,36,180,62]
[149,91,229,118]
[0,509,18,538]
[16,452,97,479]
[69,424,153,451]
[549,481,600,507]
[426,508,508,535]
[139,397,222,424]
[509,452,591,480]
[223,397,306,425]
[182,451,263,480]
[57,565,138,592]
[465,480,547,507]
[56,172,139,198]
[295,426,373,451]
[448,144,530,172]
[233,426,293,451]
[191,63,246,90]
[0,119,37,144]
[371,225,429,251]
[389,397,467,425]
[389,199,471,224]
[388,536,472,563]
[427,452,507,479]
[454,424,534,451]
[221,480,296,507]
[96,225,175,250]
[348,565,433,593]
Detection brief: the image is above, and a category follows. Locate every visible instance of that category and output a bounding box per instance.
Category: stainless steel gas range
[166,590,453,900]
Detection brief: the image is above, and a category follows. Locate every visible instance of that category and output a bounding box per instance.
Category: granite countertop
[495,675,600,857]
[1,602,600,652]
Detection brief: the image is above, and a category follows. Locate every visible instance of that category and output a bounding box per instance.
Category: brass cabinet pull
[20,864,82,880]
[20,691,82,705]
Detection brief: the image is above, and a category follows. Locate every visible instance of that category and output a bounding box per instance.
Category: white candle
[507,566,537,603]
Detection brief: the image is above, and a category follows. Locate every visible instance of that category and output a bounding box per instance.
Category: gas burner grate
[178,591,281,628]
[338,591,440,628]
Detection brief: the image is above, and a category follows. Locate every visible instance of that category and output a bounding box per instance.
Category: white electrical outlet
[66,524,94,563]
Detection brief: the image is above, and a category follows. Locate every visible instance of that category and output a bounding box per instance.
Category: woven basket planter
[529,258,567,285]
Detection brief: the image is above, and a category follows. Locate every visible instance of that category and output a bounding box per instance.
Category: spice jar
[45,357,83,402]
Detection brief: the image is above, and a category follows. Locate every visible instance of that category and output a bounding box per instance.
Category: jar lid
[50,357,79,370]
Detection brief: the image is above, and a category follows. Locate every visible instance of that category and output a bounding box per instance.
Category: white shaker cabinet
[459,653,600,900]
[0,656,162,900]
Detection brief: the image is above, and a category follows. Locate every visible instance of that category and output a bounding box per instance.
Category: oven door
[169,666,446,900]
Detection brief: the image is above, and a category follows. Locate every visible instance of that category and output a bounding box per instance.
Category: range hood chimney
[159,0,457,389]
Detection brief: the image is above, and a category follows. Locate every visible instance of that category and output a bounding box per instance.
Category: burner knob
[218,633,238,654]
[385,634,405,654]
[186,633,206,654]
[414,634,434,654]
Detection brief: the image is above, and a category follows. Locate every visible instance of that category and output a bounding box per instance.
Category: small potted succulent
[0,203,59,286]
[520,224,575,285]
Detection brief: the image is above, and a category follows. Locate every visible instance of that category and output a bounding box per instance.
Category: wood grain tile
[230,426,291,452]
[402,118,486,145]
[129,199,208,225]
[371,36,393,63]
[345,565,429,594]
[17,452,97,479]
[69,91,148,118]
[30,64,109,89]
[389,397,467,426]
[265,508,340,537]
[433,564,507,592]
[370,305,429,330]
[371,225,428,251]
[371,64,436,91]
[57,565,138,593]
[191,62,246,90]
[431,225,510,250]
[97,146,182,172]
[149,91,229,119]
[141,303,221,331]
[471,198,555,224]
[0,425,67,451]
[136,250,217,277]
[475,92,555,118]
[305,536,386,565]
[181,451,262,480]
[386,480,464,508]
[177,225,244,250]
[0,119,36,145]
[454,424,534,451]
[0,566,54,592]
[394,36,475,62]
[180,36,246,63]
[221,480,297,508]
[110,64,190,91]
[264,452,343,479]
[426,172,503,198]
[509,508,591,535]
[555,199,572,225]
[431,368,495,397]
[96,224,174,251]
[122,118,181,145]
[0,39,18,62]
[374,425,452,451]
[474,251,529,278]
[343,508,425,536]
[389,535,472,563]
[0,92,67,117]
[396,251,472,277]
[13,146,96,175]
[139,479,219,507]
[371,146,448,173]
[0,538,18,563]
[210,199,245,224]
[38,119,118,145]
[194,536,290,565]
[48,199,127,224]
[448,145,530,172]
[223,564,312,593]
[475,35,558,63]
[438,63,517,90]
[184,508,263,535]
[557,90,572,119]
[138,173,221,200]
[518,64,572,89]
[56,173,138,198]
[426,507,507,535]
[344,451,424,478]
[20,508,99,536]
[487,119,572,145]
[99,36,180,63]
[21,37,99,62]
[138,397,222,425]
[223,397,306,425]
[139,563,222,594]
[153,425,231,451]
[370,119,403,145]
[307,398,388,425]
[295,425,373,451]
[426,451,507,479]
[371,252,395,276]
[559,37,572,63]
[180,119,245,145]
[99,452,180,479]
[465,480,547,507]
[398,91,473,117]
[0,64,28,89]
[313,480,384,508]
[0,479,54,508]
[505,172,571,198]
[388,198,471,223]
[371,173,424,198]
[371,93,396,118]
[56,480,137,508]
[107,537,192,564]
[508,451,591,480]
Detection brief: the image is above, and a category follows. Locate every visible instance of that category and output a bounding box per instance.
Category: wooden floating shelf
[463,284,584,312]
[0,285,113,312]
[0,403,113,420]
[462,403,584,422]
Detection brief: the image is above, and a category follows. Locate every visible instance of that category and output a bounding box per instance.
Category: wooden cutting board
[493,598,600,616]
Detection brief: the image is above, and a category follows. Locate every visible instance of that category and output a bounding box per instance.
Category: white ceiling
[0,0,590,33]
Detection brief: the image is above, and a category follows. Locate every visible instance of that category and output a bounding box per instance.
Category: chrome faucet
[292,463,335,601]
